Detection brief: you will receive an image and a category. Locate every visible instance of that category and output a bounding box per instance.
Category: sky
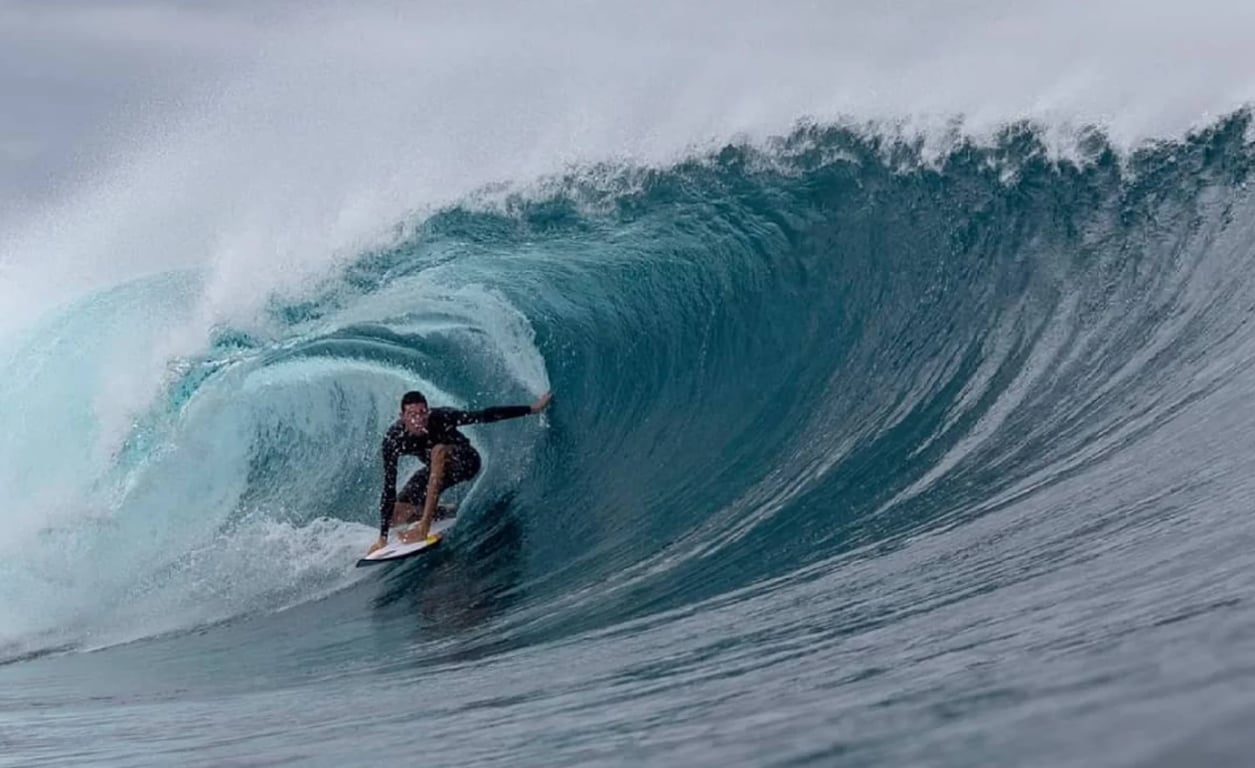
[3,0,1254,207]
[0,1,287,207]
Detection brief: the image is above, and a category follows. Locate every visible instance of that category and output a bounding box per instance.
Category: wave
[1,111,1253,661]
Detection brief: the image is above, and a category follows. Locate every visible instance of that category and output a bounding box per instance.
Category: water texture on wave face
[2,114,1255,766]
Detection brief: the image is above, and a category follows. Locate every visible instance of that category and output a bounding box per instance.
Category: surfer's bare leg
[368,504,416,554]
[413,444,448,540]
[392,502,420,527]
[396,499,423,543]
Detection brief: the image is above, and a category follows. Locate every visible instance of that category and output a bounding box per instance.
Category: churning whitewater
[3,110,1255,765]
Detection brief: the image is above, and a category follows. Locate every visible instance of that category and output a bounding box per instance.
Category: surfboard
[355,509,457,568]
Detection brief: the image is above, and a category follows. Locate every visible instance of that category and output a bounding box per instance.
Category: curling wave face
[3,115,1255,765]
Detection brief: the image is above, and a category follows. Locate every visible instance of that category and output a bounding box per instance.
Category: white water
[0,266,548,654]
[4,0,1254,327]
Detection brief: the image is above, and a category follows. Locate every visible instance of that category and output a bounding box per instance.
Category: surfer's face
[401,403,428,433]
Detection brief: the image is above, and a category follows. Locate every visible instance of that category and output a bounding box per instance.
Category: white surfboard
[356,513,457,567]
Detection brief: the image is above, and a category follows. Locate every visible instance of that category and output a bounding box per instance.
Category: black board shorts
[397,444,482,506]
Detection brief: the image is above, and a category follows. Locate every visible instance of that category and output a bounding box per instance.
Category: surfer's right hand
[367,537,386,555]
[530,390,553,413]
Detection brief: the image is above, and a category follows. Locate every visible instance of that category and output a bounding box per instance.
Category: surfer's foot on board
[397,527,425,544]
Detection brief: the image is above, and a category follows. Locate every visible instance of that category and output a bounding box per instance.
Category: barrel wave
[3,114,1255,766]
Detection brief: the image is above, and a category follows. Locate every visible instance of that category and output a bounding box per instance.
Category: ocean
[2,3,1255,766]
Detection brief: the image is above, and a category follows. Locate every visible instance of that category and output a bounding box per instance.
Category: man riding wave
[366,389,552,556]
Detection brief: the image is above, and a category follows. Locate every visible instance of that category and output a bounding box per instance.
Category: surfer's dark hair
[401,390,428,408]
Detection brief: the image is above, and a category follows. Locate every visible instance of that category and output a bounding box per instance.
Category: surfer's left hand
[367,537,386,555]
[530,391,553,413]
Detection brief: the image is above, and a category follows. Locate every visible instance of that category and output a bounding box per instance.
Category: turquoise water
[3,115,1255,766]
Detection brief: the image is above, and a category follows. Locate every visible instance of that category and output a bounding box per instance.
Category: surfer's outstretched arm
[443,391,553,427]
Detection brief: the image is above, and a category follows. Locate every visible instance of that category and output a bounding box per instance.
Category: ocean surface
[4,5,1255,765]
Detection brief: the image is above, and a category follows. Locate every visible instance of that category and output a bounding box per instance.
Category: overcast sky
[1,2,286,208]
[4,0,1255,210]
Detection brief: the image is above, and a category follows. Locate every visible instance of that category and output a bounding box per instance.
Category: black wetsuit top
[379,405,530,537]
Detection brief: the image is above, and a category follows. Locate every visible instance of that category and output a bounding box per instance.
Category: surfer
[366,389,552,556]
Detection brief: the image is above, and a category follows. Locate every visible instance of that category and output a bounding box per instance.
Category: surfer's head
[400,390,429,433]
